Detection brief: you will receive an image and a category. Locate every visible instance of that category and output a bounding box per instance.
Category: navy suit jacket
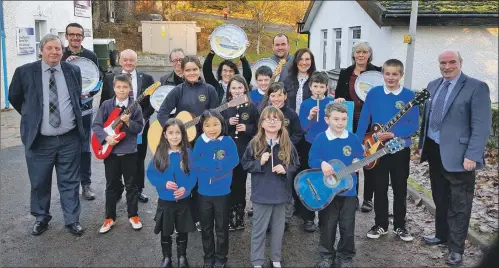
[8,60,85,149]
[419,73,492,172]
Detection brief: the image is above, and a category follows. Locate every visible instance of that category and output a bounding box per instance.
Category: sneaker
[99,218,115,234]
[82,185,95,200]
[316,258,333,268]
[366,225,388,239]
[361,200,373,213]
[129,216,142,230]
[394,227,414,241]
[196,221,202,232]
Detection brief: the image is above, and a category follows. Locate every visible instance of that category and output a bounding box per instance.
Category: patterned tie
[127,73,134,100]
[429,81,451,131]
[295,76,308,114]
[48,68,61,128]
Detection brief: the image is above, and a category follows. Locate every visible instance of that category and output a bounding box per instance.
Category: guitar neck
[336,148,388,178]
[111,94,146,129]
[380,101,415,132]
[184,103,231,129]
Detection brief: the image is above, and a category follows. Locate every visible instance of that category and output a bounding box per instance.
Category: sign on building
[74,0,91,18]
[16,27,36,55]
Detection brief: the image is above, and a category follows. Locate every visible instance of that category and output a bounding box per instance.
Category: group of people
[7,21,492,268]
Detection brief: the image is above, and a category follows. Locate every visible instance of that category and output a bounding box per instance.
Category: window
[35,20,47,53]
[333,28,342,69]
[349,26,361,65]
[320,30,328,70]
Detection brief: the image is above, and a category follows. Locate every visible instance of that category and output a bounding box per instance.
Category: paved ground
[0,91,485,267]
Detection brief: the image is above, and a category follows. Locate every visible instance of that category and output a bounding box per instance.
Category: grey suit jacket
[419,73,491,172]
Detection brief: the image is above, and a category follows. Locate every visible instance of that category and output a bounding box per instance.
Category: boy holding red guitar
[92,74,144,233]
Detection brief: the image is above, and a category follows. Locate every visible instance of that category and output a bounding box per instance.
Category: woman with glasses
[334,41,381,213]
[160,48,186,86]
[203,46,252,105]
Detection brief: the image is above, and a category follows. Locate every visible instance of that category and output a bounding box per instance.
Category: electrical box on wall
[403,35,412,44]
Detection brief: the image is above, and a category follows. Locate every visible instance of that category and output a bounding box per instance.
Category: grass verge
[407,177,432,199]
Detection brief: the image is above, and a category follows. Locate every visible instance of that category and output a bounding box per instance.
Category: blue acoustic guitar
[294,137,405,211]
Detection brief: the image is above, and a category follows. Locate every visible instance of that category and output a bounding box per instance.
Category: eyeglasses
[67,33,83,38]
[171,58,184,63]
[264,118,282,124]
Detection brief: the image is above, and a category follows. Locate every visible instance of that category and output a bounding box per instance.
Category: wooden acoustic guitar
[91,82,161,159]
[148,95,249,154]
[295,138,405,211]
[363,88,430,169]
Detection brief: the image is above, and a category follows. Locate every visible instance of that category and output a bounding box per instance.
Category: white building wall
[1,1,93,108]
[307,1,498,102]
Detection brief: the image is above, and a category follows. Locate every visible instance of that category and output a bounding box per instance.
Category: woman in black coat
[334,41,381,213]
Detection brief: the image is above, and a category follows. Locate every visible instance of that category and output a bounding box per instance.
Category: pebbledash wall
[0,1,93,108]
[307,0,498,102]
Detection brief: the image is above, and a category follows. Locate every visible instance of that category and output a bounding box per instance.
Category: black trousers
[318,196,357,260]
[25,129,81,225]
[135,121,149,191]
[104,153,139,220]
[425,138,475,254]
[198,194,230,264]
[79,112,92,186]
[230,164,247,207]
[371,147,410,230]
[295,139,315,222]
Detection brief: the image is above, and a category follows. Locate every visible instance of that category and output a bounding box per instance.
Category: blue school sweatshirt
[146,149,197,201]
[356,86,419,148]
[308,129,364,197]
[193,134,239,196]
[249,88,265,108]
[299,96,334,144]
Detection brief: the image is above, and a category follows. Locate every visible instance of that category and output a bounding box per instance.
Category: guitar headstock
[144,82,161,96]
[413,88,430,105]
[227,95,249,108]
[384,137,405,154]
[271,59,287,81]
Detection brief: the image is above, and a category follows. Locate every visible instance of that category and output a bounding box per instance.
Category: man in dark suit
[8,34,86,236]
[100,49,155,203]
[418,49,492,265]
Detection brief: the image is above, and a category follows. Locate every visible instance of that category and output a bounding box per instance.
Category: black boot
[228,205,236,231]
[160,236,173,268]
[177,236,189,268]
[235,204,245,230]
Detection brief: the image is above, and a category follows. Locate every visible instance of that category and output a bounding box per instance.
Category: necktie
[127,73,134,101]
[295,76,308,114]
[48,68,61,128]
[429,81,451,131]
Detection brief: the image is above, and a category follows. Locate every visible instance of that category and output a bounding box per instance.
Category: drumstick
[316,95,320,122]
[270,139,274,168]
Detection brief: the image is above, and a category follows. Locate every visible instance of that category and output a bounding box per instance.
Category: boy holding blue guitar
[308,103,364,267]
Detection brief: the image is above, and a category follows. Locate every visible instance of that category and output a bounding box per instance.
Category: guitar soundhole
[323,175,338,188]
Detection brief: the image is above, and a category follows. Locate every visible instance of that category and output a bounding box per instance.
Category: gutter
[0,0,9,109]
[385,13,498,18]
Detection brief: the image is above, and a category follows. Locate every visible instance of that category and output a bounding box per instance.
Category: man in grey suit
[8,34,86,236]
[418,49,491,265]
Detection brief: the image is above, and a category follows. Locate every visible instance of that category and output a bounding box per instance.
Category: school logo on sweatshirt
[198,94,207,102]
[241,112,249,120]
[278,151,285,160]
[283,118,290,126]
[216,150,225,160]
[395,101,405,110]
[343,146,352,156]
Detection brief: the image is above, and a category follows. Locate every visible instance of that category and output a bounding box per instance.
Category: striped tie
[429,81,451,131]
[48,68,61,128]
[127,73,134,101]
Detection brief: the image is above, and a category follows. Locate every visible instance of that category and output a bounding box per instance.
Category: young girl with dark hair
[221,75,259,231]
[193,110,239,268]
[147,118,197,268]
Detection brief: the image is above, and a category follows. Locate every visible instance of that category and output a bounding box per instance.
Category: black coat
[334,63,381,101]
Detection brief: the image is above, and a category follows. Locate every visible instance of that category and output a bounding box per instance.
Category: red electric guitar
[91,82,160,159]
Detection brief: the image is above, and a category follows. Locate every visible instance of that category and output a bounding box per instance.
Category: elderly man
[271,33,293,83]
[418,49,491,265]
[160,48,184,86]
[8,34,86,236]
[62,22,100,201]
[100,49,155,203]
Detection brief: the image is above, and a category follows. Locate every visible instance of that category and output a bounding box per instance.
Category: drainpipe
[0,0,9,109]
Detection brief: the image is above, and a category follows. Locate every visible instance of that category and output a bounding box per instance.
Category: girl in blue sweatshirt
[241,106,300,268]
[147,118,197,268]
[221,75,258,231]
[193,110,239,268]
[297,71,334,232]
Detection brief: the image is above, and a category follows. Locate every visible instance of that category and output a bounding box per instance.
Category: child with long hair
[193,110,239,268]
[147,118,197,268]
[241,106,300,268]
[221,75,259,231]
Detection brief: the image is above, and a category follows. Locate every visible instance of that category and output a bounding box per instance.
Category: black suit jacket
[8,60,85,149]
[100,70,155,120]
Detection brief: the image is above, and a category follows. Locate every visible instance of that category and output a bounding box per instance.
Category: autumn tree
[243,1,279,55]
